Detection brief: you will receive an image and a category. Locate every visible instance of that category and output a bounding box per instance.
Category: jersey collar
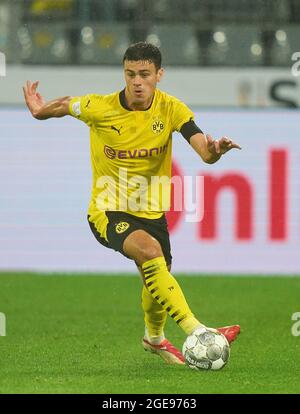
[119,89,155,111]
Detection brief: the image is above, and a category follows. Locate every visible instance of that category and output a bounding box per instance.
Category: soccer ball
[182,327,230,370]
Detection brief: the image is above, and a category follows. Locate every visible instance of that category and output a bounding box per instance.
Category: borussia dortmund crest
[115,222,130,234]
[151,118,164,135]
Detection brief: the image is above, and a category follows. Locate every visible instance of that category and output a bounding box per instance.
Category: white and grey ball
[182,327,230,370]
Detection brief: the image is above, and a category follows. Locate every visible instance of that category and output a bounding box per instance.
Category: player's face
[124,60,163,109]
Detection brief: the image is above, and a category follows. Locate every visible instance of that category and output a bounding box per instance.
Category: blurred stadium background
[0,0,300,274]
[1,0,300,67]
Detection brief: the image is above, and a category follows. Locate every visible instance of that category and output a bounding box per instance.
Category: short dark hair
[123,42,162,70]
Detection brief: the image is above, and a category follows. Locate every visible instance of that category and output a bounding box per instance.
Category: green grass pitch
[0,273,299,394]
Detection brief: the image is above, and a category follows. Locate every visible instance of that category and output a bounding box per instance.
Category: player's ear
[157,67,164,83]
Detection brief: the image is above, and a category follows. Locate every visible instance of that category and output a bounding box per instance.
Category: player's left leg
[124,230,202,336]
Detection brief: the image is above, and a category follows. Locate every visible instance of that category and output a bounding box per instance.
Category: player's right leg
[88,212,187,365]
[87,212,240,365]
[88,212,201,337]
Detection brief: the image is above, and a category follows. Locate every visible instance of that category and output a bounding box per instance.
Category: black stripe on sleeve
[180,118,203,143]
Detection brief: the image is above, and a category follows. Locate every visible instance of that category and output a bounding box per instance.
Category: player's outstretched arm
[23,80,71,120]
[190,133,241,164]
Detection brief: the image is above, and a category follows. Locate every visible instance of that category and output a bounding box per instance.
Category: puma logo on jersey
[111,125,122,135]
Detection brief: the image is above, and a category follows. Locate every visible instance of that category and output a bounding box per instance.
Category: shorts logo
[151,118,164,135]
[115,222,130,234]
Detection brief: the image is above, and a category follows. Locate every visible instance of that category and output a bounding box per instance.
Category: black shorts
[88,211,172,266]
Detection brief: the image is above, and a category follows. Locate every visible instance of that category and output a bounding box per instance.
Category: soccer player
[23,42,241,365]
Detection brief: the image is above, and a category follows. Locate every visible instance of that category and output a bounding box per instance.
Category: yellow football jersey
[69,88,194,226]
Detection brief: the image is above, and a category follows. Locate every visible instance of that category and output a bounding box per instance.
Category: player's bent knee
[130,242,163,266]
[123,230,164,265]
[139,245,163,263]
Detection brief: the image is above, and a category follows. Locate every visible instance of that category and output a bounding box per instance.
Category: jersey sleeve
[171,99,195,132]
[69,94,103,126]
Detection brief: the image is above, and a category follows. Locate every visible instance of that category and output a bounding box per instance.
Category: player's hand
[23,80,46,117]
[206,134,242,156]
